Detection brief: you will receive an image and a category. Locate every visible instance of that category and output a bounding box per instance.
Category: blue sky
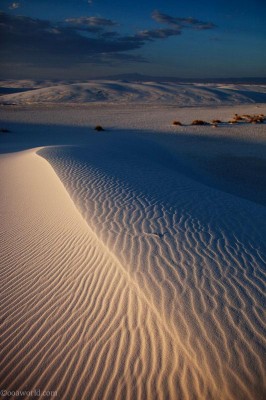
[0,0,265,79]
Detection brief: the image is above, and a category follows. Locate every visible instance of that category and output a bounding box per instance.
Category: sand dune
[0,150,187,400]
[0,97,266,399]
[0,148,229,400]
[39,131,266,400]
[0,80,266,105]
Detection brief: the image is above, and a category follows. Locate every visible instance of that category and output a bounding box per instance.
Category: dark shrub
[244,115,265,124]
[233,115,244,121]
[191,120,208,125]
[94,125,105,131]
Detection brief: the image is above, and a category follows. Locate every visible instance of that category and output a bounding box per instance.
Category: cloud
[152,10,216,30]
[0,9,216,77]
[152,10,181,27]
[65,16,117,27]
[8,2,21,9]
[0,12,145,68]
[136,28,181,40]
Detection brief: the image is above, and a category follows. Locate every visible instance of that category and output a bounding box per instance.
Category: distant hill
[0,80,265,105]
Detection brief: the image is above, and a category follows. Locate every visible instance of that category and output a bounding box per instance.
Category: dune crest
[0,149,224,400]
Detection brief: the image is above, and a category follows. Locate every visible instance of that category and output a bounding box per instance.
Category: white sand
[0,80,265,105]
[0,83,266,399]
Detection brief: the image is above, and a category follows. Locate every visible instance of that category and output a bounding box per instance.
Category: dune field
[1,80,266,106]
[0,81,266,400]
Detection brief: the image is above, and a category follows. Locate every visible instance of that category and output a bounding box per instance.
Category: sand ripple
[1,134,265,399]
[37,135,266,399]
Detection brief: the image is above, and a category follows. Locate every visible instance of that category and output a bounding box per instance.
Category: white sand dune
[1,149,194,399]
[0,92,266,399]
[0,80,266,105]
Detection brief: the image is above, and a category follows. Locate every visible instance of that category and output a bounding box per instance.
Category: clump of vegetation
[94,125,105,131]
[233,114,244,121]
[0,128,11,133]
[248,115,265,124]
[230,113,265,124]
[191,120,208,126]
[237,114,264,124]
[170,112,265,129]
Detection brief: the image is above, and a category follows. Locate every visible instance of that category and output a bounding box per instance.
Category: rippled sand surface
[0,102,266,399]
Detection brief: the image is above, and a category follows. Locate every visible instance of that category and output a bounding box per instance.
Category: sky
[0,0,266,80]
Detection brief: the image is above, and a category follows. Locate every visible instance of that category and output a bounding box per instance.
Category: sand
[0,83,266,399]
[0,80,266,105]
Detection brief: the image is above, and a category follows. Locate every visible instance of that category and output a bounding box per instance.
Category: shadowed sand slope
[38,132,266,400]
[0,149,223,400]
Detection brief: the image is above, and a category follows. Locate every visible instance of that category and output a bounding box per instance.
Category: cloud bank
[0,12,145,67]
[0,10,216,77]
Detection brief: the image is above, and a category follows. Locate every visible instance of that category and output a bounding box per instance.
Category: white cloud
[65,16,117,27]
[152,10,216,30]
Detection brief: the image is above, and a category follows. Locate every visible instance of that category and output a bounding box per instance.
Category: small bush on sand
[249,115,265,124]
[233,114,244,121]
[172,120,182,126]
[94,125,105,131]
[211,119,221,124]
[191,120,208,126]
[228,114,265,124]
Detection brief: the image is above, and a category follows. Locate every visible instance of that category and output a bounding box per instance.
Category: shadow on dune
[0,87,36,95]
[1,120,266,207]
